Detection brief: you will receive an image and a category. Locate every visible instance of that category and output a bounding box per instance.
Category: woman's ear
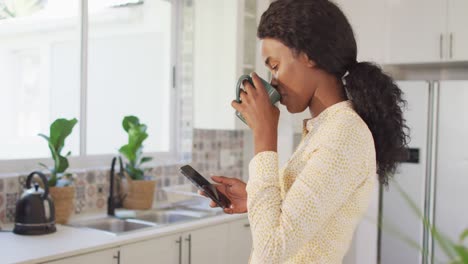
[299,52,316,68]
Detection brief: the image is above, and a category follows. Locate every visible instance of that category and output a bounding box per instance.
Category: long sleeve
[246,117,374,263]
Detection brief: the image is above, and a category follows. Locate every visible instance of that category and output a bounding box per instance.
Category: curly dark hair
[258,0,409,185]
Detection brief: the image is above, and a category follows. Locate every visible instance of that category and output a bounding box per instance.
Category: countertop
[0,211,247,264]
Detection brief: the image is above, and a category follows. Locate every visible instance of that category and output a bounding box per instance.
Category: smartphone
[179,165,231,209]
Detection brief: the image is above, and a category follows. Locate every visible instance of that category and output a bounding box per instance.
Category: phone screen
[179,165,231,209]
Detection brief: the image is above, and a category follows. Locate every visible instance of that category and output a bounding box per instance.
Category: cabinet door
[120,234,182,264]
[228,218,252,264]
[333,0,386,63]
[447,0,468,61]
[433,81,468,263]
[184,223,229,264]
[45,248,119,264]
[193,0,239,130]
[386,0,448,64]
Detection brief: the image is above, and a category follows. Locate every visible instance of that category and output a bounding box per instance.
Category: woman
[201,0,408,263]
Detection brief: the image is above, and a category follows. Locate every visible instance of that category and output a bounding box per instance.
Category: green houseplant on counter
[38,118,78,224]
[119,115,156,210]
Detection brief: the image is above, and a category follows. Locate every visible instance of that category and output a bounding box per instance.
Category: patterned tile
[6,193,18,222]
[97,171,107,184]
[5,177,20,193]
[96,184,106,195]
[74,198,86,214]
[18,175,27,189]
[86,171,96,184]
[0,209,6,224]
[0,193,5,223]
[96,197,106,209]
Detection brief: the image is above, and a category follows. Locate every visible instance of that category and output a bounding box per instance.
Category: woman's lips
[279,94,286,104]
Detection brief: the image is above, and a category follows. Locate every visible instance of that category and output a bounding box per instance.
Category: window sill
[0,152,189,178]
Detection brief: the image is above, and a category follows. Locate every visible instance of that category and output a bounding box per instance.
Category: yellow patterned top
[247,100,377,264]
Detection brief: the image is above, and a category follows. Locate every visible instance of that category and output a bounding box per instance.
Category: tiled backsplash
[0,129,243,224]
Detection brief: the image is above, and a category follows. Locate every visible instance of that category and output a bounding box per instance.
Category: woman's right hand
[199,176,247,214]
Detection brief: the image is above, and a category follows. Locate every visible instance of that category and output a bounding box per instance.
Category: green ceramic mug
[235,74,281,124]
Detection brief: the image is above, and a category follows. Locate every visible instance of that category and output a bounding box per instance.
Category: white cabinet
[447,0,468,61]
[386,0,468,64]
[45,248,119,264]
[184,223,229,264]
[193,0,270,130]
[333,0,386,63]
[228,218,252,264]
[44,218,251,264]
[386,0,447,64]
[120,234,182,264]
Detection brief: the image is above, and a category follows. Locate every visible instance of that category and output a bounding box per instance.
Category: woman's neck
[308,74,347,118]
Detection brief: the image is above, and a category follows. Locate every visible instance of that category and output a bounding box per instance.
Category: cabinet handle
[113,250,120,264]
[244,223,250,228]
[176,236,182,264]
[439,33,444,59]
[185,234,192,264]
[449,33,454,59]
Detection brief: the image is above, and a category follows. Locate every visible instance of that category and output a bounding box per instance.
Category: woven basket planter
[49,186,75,224]
[123,179,156,210]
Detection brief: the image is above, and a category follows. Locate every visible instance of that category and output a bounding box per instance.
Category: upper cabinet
[193,0,270,130]
[333,0,387,64]
[385,0,468,64]
[447,0,468,61]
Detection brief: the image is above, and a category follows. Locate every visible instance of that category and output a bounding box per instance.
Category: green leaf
[38,118,77,184]
[460,229,468,244]
[393,181,457,260]
[453,244,468,264]
[122,116,140,132]
[48,175,57,187]
[119,145,135,164]
[38,133,49,141]
[125,164,144,180]
[55,155,69,174]
[119,116,151,180]
[49,118,78,154]
[140,156,153,164]
[38,162,49,170]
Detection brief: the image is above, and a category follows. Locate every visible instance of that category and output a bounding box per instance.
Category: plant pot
[49,186,75,224]
[123,180,156,210]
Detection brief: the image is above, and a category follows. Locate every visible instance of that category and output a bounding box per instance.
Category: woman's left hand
[232,72,280,154]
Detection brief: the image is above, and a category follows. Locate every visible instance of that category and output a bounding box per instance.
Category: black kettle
[13,171,56,235]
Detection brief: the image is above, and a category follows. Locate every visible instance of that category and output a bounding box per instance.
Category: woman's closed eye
[270,64,278,74]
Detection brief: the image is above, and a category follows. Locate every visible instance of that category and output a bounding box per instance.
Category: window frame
[0,0,184,176]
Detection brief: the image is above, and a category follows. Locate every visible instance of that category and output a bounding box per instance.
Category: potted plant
[119,116,156,210]
[38,118,78,224]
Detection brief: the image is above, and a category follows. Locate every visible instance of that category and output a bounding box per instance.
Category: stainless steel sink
[132,210,209,224]
[70,217,156,235]
[68,202,220,235]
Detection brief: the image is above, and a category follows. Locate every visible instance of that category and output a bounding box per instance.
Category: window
[0,0,189,174]
[0,0,81,160]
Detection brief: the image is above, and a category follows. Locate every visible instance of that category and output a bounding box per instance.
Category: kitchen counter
[0,212,246,264]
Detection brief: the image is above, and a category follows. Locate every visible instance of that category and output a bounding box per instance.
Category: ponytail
[345,62,409,185]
